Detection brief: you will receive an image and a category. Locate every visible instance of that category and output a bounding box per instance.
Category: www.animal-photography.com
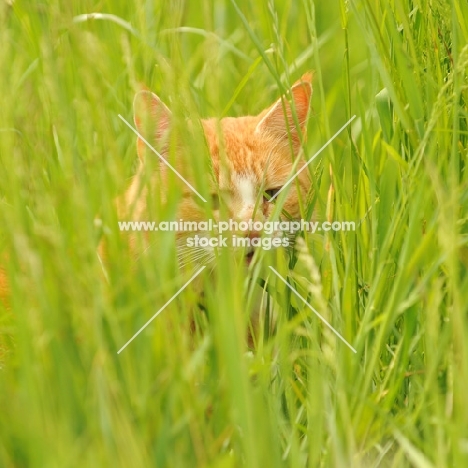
[0,1,467,467]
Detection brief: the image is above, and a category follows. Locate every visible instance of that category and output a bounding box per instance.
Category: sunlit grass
[0,0,467,466]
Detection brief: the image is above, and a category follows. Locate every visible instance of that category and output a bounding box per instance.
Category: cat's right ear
[255,73,312,152]
[133,90,172,163]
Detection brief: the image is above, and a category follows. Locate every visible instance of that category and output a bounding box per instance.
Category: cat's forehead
[201,115,294,191]
[202,116,275,176]
[203,116,261,151]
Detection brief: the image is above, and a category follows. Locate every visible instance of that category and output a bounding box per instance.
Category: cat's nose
[238,205,265,223]
[247,230,261,239]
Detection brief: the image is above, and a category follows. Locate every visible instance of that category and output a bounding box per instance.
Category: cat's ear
[255,73,313,151]
[133,90,172,162]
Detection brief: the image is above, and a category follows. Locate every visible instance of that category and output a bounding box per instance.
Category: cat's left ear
[255,73,313,151]
[133,90,172,163]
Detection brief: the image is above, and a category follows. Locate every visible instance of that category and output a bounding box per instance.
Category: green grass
[1,0,468,466]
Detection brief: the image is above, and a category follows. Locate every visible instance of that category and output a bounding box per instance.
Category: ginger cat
[0,265,8,309]
[0,74,313,308]
[118,73,313,265]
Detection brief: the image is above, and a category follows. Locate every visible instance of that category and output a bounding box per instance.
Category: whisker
[178,250,212,269]
[178,254,206,266]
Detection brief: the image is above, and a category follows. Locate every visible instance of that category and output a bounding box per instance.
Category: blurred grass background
[0,0,467,466]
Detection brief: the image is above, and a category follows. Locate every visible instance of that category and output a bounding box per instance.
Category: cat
[0,264,8,309]
[1,74,313,309]
[117,73,313,266]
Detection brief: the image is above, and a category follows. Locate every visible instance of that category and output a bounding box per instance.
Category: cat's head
[128,74,313,261]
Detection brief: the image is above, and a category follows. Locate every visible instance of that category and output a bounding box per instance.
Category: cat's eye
[211,190,231,209]
[211,194,220,210]
[263,187,282,202]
